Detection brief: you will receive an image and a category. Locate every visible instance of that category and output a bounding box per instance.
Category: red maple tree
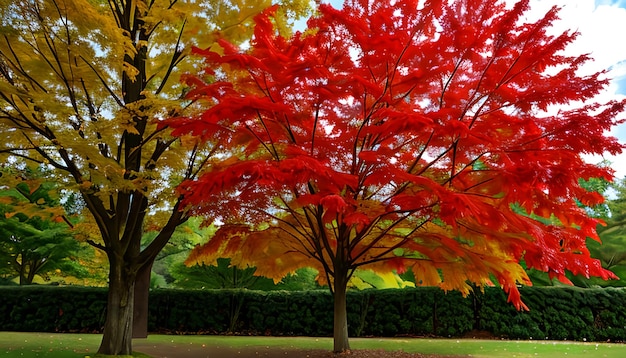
[167,0,624,352]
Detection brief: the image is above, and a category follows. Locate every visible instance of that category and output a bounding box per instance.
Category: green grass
[1,332,625,357]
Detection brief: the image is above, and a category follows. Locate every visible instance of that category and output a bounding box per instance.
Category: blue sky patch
[615,74,626,95]
[595,0,626,8]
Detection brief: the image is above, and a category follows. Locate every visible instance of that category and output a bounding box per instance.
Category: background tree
[150,217,320,290]
[523,176,626,287]
[0,214,85,284]
[585,177,626,286]
[146,217,215,288]
[148,217,266,289]
[169,0,624,352]
[0,0,311,354]
[0,166,88,284]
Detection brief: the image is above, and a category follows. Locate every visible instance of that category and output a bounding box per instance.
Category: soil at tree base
[132,341,466,357]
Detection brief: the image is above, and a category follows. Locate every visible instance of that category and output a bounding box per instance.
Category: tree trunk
[98,256,136,355]
[132,261,153,338]
[26,265,36,284]
[18,263,26,285]
[333,271,350,353]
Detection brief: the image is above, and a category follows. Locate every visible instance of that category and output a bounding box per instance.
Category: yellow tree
[0,0,310,354]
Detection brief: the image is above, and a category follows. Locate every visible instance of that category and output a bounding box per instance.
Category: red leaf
[320,194,348,222]
[172,0,625,314]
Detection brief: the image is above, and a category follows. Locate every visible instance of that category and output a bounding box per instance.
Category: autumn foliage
[167,0,624,351]
[0,0,312,354]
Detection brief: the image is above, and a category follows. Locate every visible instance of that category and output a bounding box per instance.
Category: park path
[132,340,334,357]
[131,340,453,357]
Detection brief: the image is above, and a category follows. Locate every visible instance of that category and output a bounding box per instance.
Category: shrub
[2,285,626,341]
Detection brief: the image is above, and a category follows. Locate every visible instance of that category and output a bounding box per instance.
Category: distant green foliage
[525,177,626,288]
[0,167,88,285]
[147,218,322,291]
[578,176,612,219]
[578,178,626,287]
[0,215,94,284]
[169,258,321,291]
[170,258,275,290]
[350,270,415,290]
[149,218,217,286]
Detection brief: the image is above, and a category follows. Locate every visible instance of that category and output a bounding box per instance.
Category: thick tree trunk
[333,272,350,353]
[132,261,153,338]
[98,257,136,355]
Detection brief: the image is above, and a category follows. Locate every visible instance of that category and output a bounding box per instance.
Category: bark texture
[98,256,136,355]
[333,270,350,353]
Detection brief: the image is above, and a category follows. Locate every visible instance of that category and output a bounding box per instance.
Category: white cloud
[471,0,626,179]
[517,0,626,179]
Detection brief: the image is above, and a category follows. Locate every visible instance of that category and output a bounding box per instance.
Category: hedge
[1,285,625,341]
[0,285,107,333]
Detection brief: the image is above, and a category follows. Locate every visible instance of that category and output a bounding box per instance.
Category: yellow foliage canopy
[0,0,312,222]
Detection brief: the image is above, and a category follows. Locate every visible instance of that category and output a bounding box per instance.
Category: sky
[321,0,626,180]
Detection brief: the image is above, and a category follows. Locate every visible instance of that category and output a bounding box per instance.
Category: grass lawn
[1,332,625,357]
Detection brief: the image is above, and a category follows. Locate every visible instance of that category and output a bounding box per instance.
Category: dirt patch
[461,330,497,340]
[132,341,465,358]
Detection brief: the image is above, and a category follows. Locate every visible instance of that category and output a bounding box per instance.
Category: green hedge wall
[480,287,626,341]
[1,286,626,341]
[0,285,107,333]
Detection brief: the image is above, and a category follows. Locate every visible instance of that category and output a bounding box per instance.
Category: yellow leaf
[122,62,139,82]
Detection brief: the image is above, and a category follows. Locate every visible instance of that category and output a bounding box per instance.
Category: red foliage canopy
[168,0,624,309]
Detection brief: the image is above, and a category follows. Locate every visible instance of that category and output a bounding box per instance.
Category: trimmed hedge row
[1,285,626,341]
[0,286,107,333]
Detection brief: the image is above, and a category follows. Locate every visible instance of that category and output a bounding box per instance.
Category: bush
[0,285,106,332]
[2,285,626,342]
